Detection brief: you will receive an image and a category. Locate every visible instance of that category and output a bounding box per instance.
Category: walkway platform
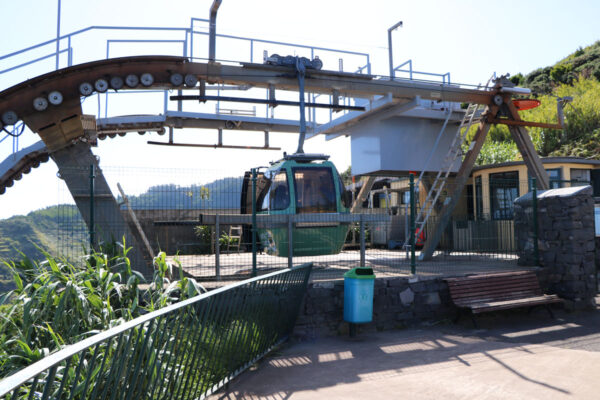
[211,305,600,399]
[172,249,523,282]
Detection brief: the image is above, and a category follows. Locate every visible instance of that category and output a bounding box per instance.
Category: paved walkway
[211,305,600,399]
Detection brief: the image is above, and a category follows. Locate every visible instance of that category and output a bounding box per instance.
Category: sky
[1,0,600,219]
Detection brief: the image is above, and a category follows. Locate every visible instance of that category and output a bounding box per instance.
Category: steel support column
[51,142,152,277]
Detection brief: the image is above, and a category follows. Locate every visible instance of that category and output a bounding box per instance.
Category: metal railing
[393,59,451,84]
[0,263,312,399]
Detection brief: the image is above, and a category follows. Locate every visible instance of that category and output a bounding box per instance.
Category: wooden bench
[445,271,563,328]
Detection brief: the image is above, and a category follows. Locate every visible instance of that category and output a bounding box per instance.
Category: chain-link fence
[47,165,591,281]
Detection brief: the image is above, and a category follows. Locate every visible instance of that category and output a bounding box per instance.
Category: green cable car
[241,153,352,257]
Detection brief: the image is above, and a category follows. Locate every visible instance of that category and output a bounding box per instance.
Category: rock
[399,287,414,305]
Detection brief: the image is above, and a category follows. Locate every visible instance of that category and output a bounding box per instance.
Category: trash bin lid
[344,267,375,279]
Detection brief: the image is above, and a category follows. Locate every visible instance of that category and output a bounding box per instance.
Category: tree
[340,166,352,186]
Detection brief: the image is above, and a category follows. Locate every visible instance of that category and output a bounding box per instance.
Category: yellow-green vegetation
[0,243,204,378]
[470,41,600,165]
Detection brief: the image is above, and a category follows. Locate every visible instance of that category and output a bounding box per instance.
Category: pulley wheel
[140,73,154,87]
[184,74,198,87]
[94,79,109,93]
[48,91,63,105]
[125,74,139,88]
[2,111,18,125]
[170,73,183,86]
[33,97,49,111]
[493,94,503,106]
[79,82,93,96]
[110,76,124,90]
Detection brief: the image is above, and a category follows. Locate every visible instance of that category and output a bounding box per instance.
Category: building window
[546,168,562,189]
[475,176,484,220]
[489,171,519,220]
[570,168,591,186]
[466,184,474,220]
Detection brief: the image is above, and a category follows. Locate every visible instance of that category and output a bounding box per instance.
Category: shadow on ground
[211,304,600,400]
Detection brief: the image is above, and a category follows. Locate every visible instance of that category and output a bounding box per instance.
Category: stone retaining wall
[514,186,597,309]
[294,275,455,339]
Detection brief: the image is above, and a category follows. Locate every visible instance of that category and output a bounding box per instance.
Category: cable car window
[293,167,337,213]
[269,171,290,210]
[257,177,272,212]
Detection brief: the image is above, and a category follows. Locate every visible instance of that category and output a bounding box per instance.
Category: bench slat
[470,295,562,314]
[444,271,562,318]
[453,291,545,305]
[449,284,542,299]
[447,275,540,288]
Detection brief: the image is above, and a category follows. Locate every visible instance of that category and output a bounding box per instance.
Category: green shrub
[0,241,204,378]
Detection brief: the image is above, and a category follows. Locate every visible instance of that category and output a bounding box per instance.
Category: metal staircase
[407,78,494,247]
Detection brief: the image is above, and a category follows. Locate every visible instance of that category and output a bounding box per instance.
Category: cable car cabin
[241,154,351,257]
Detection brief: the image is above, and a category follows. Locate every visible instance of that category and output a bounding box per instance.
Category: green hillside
[474,41,600,165]
[0,176,243,291]
[0,205,85,292]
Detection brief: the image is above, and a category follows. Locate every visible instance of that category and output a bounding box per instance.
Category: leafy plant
[0,241,204,378]
[218,232,239,251]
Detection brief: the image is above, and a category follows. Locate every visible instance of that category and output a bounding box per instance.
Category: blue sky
[1,0,600,218]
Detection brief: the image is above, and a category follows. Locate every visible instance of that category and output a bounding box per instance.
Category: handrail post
[288,215,293,269]
[251,168,257,277]
[410,173,416,274]
[215,213,221,280]
[532,177,539,266]
[56,0,61,70]
[360,214,365,267]
[89,164,95,250]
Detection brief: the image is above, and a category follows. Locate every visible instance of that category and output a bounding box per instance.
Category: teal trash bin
[344,267,375,323]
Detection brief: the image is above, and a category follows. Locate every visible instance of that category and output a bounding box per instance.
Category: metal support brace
[295,57,307,154]
[351,176,376,213]
[117,183,154,261]
[505,101,550,189]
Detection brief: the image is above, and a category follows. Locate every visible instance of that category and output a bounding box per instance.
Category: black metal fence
[0,263,312,399]
[38,166,593,280]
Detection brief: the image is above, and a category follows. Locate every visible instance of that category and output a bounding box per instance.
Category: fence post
[288,215,293,269]
[251,168,257,277]
[215,213,221,280]
[532,177,539,266]
[89,164,95,250]
[360,214,365,267]
[409,173,416,274]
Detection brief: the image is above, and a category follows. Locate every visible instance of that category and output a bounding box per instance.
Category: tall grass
[0,242,204,379]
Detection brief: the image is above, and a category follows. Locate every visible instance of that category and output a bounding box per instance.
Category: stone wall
[294,276,455,339]
[514,186,596,309]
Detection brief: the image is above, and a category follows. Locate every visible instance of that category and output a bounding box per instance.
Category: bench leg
[546,304,555,319]
[470,312,479,329]
[454,309,462,324]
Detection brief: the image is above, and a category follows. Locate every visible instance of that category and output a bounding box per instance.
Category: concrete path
[211,307,600,399]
